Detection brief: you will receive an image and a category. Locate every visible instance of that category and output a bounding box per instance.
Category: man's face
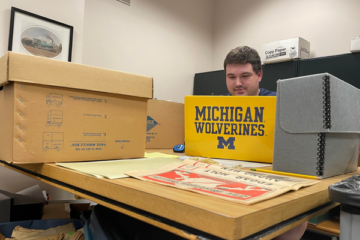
[225,63,262,96]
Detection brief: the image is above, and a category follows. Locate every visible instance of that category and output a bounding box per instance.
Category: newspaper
[125,159,319,205]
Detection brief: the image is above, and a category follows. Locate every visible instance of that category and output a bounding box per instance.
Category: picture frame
[8,7,74,62]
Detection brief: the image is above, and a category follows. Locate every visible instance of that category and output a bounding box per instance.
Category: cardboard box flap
[0,52,9,87]
[7,52,153,98]
[278,73,360,134]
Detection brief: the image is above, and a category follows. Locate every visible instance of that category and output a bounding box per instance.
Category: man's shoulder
[259,88,276,96]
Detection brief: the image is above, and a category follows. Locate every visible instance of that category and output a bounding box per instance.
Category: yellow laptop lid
[185,96,276,163]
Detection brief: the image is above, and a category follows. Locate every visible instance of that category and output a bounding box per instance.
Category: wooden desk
[0,150,351,240]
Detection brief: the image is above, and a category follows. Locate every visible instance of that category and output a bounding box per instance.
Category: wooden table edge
[0,160,343,240]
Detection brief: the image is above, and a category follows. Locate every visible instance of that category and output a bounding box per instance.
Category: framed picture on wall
[8,7,73,62]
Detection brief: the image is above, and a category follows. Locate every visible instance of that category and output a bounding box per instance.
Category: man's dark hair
[224,46,262,74]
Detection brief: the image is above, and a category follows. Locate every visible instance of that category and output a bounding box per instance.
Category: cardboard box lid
[0,52,153,99]
[277,73,360,134]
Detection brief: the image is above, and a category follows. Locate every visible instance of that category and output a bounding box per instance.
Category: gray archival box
[273,73,360,179]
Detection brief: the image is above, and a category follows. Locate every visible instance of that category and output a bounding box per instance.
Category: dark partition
[298,53,360,88]
[261,60,298,92]
[193,70,226,95]
[193,53,360,95]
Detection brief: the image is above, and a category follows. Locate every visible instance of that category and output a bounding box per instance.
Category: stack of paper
[56,158,182,179]
[144,152,180,159]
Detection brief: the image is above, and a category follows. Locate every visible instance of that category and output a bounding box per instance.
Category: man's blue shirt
[259,88,276,96]
[223,88,276,96]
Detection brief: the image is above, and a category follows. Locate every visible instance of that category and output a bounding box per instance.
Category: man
[224,46,307,240]
[224,46,276,96]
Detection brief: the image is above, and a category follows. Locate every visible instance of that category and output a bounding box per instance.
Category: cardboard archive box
[185,96,276,163]
[0,52,153,164]
[146,99,184,148]
[273,73,360,179]
[262,37,310,64]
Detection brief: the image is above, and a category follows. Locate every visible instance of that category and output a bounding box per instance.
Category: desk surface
[0,150,351,240]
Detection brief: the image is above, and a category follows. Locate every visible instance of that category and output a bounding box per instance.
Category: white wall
[0,0,85,199]
[82,0,214,103]
[212,0,360,70]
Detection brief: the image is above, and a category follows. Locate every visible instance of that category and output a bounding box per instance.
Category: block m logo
[217,137,235,150]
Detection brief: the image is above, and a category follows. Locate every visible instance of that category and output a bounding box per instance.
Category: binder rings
[273,73,360,179]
